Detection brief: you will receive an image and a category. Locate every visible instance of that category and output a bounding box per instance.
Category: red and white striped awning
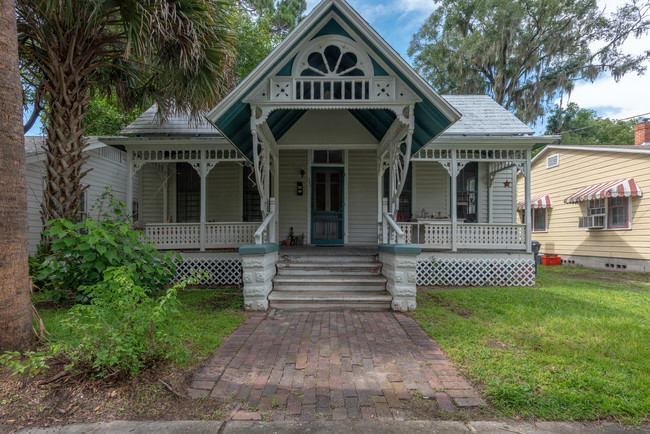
[564,178,643,204]
[517,195,553,210]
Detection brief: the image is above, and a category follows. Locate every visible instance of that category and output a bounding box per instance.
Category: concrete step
[268,290,392,311]
[276,262,382,276]
[279,254,378,264]
[268,301,391,312]
[272,275,387,291]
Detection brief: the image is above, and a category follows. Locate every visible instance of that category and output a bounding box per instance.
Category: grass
[37,287,248,366]
[413,265,650,422]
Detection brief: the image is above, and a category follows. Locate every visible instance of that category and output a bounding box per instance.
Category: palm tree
[0,0,35,351]
[16,0,235,223]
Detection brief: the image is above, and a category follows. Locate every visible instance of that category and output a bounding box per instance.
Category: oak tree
[408,0,650,124]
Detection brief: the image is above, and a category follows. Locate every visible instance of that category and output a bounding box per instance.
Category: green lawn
[37,287,248,366]
[413,265,650,422]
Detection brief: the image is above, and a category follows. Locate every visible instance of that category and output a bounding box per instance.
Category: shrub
[33,190,180,302]
[63,266,185,377]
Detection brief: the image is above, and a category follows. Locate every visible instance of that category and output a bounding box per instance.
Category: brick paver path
[187,311,485,421]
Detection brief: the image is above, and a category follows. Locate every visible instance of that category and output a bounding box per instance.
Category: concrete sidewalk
[17,420,650,433]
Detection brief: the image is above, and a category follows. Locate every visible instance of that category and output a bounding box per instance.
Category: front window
[176,163,200,223]
[457,163,478,223]
[587,198,605,217]
[532,208,546,232]
[607,197,628,228]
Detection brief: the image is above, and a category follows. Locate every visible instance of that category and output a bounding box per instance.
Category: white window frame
[546,153,559,169]
[79,190,88,220]
[582,197,632,231]
[532,208,548,233]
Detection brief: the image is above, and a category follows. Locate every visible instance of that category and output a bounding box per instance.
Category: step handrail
[254,198,276,244]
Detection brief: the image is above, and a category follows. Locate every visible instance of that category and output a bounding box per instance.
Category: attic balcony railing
[269,76,397,102]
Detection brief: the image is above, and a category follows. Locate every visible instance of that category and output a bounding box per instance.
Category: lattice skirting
[417,257,535,287]
[172,257,243,286]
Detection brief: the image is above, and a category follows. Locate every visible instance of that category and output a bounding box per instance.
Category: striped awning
[564,178,643,204]
[517,195,553,210]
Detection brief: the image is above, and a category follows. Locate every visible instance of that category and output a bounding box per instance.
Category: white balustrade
[143,222,258,250]
[270,77,396,102]
[398,221,526,250]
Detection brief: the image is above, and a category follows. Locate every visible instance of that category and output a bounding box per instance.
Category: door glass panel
[314,150,328,163]
[329,150,344,163]
[330,172,341,210]
[312,169,344,244]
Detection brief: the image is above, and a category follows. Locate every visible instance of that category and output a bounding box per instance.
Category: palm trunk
[0,0,35,351]
[39,52,91,224]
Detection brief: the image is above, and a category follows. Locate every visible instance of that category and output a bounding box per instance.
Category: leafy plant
[33,190,180,302]
[63,267,185,378]
[0,346,62,377]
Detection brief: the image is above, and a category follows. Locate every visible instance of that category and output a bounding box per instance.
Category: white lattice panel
[417,257,535,287]
[172,257,242,286]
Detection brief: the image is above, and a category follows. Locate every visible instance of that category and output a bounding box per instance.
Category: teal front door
[311,168,344,244]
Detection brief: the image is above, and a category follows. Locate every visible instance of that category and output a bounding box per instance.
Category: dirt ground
[0,356,240,433]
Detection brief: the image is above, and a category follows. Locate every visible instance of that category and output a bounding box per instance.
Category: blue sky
[25,0,649,135]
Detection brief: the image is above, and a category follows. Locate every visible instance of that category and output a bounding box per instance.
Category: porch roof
[205,0,461,162]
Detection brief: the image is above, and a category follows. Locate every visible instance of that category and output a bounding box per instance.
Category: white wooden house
[24,136,133,254]
[102,0,556,311]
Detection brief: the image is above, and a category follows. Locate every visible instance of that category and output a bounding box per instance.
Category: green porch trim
[378,244,421,255]
[239,244,280,255]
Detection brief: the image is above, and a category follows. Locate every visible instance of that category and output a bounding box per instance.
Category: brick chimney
[635,119,650,146]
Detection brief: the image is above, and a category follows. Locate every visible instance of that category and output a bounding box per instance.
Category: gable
[207,0,459,162]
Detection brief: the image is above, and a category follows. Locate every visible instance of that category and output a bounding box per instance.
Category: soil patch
[0,356,236,433]
[424,293,473,318]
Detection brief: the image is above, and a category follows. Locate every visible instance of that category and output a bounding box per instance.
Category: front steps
[269,254,391,311]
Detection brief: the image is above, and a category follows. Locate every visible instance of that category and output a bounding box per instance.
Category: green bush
[33,190,180,302]
[64,266,184,377]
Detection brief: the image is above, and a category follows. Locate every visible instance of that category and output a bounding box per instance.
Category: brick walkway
[187,311,485,421]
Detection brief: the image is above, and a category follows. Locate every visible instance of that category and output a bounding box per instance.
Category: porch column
[126,149,133,216]
[199,155,207,252]
[450,151,458,252]
[524,148,532,253]
[162,164,168,222]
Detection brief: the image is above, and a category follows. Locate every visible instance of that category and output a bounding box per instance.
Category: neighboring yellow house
[517,120,650,272]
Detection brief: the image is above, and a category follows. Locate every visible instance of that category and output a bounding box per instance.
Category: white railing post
[525,148,532,253]
[126,150,133,217]
[382,198,389,244]
[269,198,276,244]
[451,152,458,252]
[199,156,207,252]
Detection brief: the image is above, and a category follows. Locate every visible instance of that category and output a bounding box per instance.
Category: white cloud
[565,73,650,121]
[400,0,437,13]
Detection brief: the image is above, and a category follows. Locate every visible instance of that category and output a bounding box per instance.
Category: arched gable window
[293,36,372,78]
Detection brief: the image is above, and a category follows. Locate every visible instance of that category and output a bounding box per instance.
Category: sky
[24,0,650,135]
[306,0,650,128]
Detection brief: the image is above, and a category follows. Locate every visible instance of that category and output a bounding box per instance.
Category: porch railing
[143,222,258,250]
[397,221,527,250]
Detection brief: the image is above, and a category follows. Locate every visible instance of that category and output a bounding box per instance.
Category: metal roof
[440,95,533,136]
[121,104,221,137]
[24,136,106,159]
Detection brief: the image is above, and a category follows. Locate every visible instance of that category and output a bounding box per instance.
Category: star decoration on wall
[503,181,511,187]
